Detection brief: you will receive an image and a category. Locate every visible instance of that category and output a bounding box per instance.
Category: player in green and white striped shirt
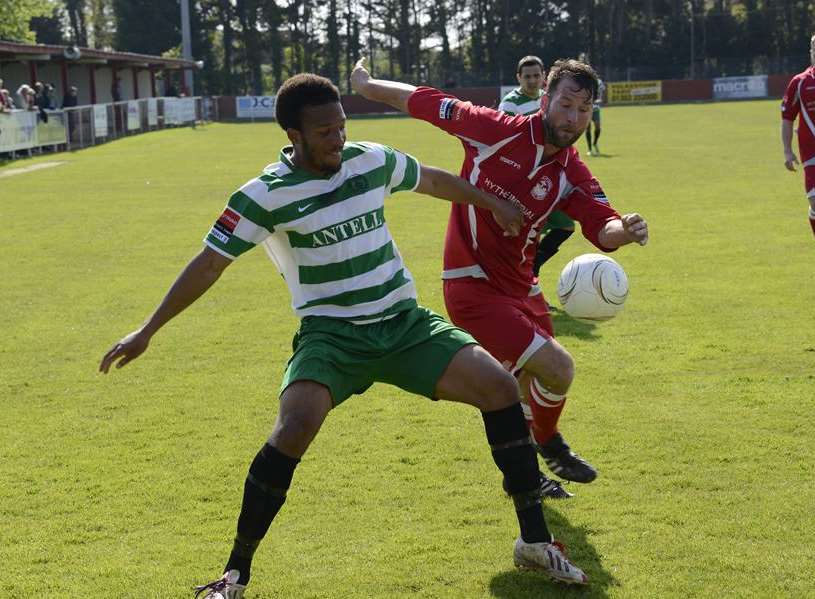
[100,73,589,594]
[498,55,545,116]
[499,55,577,278]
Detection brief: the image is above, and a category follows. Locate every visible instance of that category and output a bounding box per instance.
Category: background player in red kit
[781,33,815,239]
[352,58,649,492]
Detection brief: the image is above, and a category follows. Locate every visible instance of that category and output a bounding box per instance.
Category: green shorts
[541,210,575,233]
[281,306,477,405]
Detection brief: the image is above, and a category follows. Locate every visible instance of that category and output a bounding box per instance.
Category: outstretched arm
[99,247,232,373]
[350,57,415,113]
[415,165,522,236]
[782,119,798,171]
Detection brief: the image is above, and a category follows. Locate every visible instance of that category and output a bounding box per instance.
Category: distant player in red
[781,34,815,239]
[352,58,649,493]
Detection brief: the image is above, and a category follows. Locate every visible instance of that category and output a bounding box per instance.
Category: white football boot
[193,569,246,599]
[513,538,589,585]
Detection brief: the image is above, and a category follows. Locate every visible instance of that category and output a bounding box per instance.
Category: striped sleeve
[381,145,420,195]
[204,188,274,259]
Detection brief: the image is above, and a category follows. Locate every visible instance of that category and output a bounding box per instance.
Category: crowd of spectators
[1,81,82,115]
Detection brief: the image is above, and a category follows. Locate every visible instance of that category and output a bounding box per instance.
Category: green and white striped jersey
[204,142,421,322]
[498,88,543,116]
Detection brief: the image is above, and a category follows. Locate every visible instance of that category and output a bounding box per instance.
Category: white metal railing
[0,96,215,158]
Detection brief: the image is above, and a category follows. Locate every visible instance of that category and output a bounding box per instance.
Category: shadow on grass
[489,510,617,598]
[550,307,601,341]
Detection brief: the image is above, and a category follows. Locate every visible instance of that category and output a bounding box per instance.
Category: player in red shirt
[781,34,815,239]
[351,58,648,495]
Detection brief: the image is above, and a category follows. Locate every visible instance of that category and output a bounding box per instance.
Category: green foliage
[1,101,814,597]
[0,0,54,43]
[87,0,116,49]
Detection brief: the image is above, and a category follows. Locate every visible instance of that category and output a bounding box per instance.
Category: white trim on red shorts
[442,265,489,280]
[511,332,549,376]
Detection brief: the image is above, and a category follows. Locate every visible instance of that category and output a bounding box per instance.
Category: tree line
[3,0,813,95]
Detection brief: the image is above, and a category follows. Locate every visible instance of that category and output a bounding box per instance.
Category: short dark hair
[517,55,544,75]
[275,73,341,131]
[546,59,599,101]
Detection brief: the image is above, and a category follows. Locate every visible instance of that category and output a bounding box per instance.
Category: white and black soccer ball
[556,254,629,321]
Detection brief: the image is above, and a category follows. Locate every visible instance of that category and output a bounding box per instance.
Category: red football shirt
[782,67,815,163]
[407,86,621,297]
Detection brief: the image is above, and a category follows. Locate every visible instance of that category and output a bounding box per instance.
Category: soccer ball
[556,254,629,321]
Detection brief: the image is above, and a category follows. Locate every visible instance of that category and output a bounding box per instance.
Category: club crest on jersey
[439,97,458,120]
[531,176,552,200]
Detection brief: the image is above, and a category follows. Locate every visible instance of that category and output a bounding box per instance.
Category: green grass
[1,100,814,598]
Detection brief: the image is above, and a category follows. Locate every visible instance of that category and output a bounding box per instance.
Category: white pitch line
[0,161,67,179]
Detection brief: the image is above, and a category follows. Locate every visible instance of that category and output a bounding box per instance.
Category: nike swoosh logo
[298,203,314,213]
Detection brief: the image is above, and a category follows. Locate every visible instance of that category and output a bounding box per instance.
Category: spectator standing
[112,77,122,102]
[16,84,37,110]
[62,86,79,108]
[0,79,16,112]
[34,81,50,122]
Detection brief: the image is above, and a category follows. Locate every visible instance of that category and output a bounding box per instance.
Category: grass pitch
[1,100,814,598]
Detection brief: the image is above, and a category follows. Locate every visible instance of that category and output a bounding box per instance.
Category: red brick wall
[661,78,713,102]
[768,74,794,98]
[214,77,794,122]
[216,95,236,119]
[340,86,501,115]
[341,94,396,115]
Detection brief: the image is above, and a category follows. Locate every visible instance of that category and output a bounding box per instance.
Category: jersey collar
[279,145,297,169]
[516,87,542,101]
[276,144,338,180]
[529,113,569,167]
[529,111,544,146]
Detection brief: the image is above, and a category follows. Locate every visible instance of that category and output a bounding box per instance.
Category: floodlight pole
[181,0,194,95]
[688,2,695,79]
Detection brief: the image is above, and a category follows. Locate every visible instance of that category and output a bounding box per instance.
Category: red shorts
[805,165,815,197]
[443,277,553,375]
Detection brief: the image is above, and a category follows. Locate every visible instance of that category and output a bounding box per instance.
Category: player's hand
[621,213,648,246]
[492,201,523,237]
[351,57,371,95]
[784,150,799,172]
[99,329,151,374]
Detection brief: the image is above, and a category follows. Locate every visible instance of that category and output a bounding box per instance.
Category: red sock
[527,378,566,445]
[809,208,815,238]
